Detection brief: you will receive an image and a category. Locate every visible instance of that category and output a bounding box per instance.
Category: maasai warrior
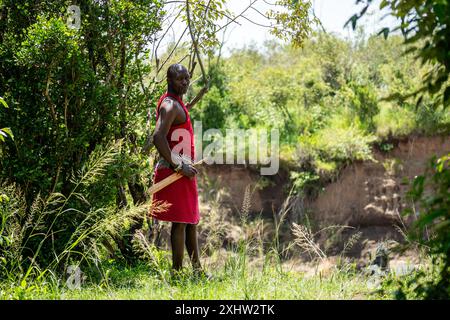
[152,64,202,273]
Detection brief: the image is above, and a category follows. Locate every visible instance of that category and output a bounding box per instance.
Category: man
[152,64,203,275]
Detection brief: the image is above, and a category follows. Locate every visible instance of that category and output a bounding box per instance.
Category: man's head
[167,64,190,96]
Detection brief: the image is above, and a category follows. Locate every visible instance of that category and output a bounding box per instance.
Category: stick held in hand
[148,159,205,196]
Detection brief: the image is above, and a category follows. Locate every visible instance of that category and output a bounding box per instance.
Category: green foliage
[406,154,450,298]
[0,0,449,300]
[191,64,228,130]
[0,0,162,207]
[267,0,318,47]
[183,0,228,56]
[290,171,319,195]
[374,102,416,138]
[0,97,13,143]
[297,116,376,183]
[307,123,376,163]
[0,140,154,288]
[0,260,373,300]
[343,82,379,132]
[348,0,450,109]
[205,32,449,195]
[194,86,226,130]
[375,101,450,138]
[387,154,450,299]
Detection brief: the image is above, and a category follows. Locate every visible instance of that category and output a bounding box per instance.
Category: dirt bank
[198,135,450,262]
[201,135,450,223]
[308,135,450,228]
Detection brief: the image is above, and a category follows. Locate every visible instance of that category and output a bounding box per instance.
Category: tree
[0,0,164,262]
[346,0,450,109]
[0,0,317,262]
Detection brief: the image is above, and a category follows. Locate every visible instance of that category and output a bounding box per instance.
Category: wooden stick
[148,159,205,196]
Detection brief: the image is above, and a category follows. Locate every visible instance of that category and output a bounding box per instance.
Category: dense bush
[0,0,162,207]
[382,154,450,299]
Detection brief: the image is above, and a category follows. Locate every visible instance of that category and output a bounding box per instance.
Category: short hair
[167,64,188,80]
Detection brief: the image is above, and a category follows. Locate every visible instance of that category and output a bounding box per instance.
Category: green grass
[0,257,383,300]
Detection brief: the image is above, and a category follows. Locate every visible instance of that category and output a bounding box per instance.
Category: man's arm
[153,99,178,167]
[153,100,197,177]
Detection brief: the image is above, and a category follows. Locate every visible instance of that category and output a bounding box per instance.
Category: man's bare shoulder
[160,97,183,114]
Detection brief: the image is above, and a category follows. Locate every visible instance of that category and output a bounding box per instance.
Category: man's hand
[181,163,198,178]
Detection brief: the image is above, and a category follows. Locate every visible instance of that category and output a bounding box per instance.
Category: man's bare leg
[185,223,201,270]
[171,222,186,271]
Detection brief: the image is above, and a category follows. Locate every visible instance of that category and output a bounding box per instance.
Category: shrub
[374,102,416,138]
[386,154,450,299]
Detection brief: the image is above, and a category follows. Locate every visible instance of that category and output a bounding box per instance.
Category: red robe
[151,92,200,224]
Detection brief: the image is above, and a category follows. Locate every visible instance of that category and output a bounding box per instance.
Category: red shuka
[151,92,200,224]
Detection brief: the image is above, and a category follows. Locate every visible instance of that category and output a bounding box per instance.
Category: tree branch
[215,0,258,34]
[185,0,210,109]
[155,26,188,76]
[186,0,208,83]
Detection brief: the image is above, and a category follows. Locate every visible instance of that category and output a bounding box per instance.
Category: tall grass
[0,140,166,298]
[1,172,384,300]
